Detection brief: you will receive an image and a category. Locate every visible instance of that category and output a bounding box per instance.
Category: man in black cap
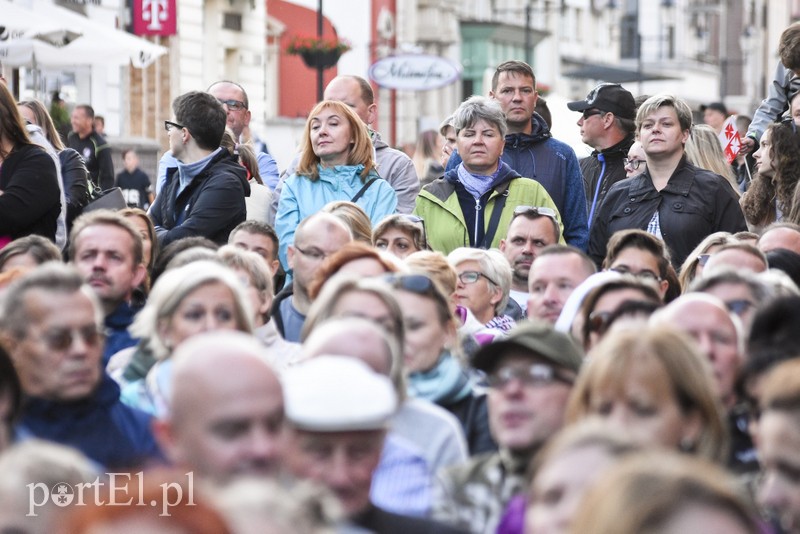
[701,102,729,135]
[432,322,583,533]
[568,82,637,227]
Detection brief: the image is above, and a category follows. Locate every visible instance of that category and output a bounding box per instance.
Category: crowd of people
[1,20,800,534]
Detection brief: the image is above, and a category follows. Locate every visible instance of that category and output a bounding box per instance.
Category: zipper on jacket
[474,197,482,246]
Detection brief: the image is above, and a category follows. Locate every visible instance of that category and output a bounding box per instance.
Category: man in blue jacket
[447,61,589,251]
[1,263,159,469]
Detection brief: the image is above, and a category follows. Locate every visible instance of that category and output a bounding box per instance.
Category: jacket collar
[504,113,552,149]
[631,155,694,197]
[590,133,635,159]
[22,373,121,420]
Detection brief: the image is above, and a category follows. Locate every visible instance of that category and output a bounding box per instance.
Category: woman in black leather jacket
[589,94,747,269]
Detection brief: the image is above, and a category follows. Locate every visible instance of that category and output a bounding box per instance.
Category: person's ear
[131,263,147,291]
[366,103,378,126]
[287,246,296,270]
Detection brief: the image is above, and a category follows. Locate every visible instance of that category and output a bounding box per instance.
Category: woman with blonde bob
[569,451,759,534]
[275,100,397,268]
[116,261,253,415]
[565,326,728,463]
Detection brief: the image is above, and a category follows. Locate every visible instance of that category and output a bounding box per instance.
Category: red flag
[718,116,741,164]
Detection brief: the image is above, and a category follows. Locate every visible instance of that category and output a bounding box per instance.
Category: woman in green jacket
[414,96,562,255]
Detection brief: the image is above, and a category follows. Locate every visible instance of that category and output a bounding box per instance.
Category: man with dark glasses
[0,264,159,469]
[567,83,637,227]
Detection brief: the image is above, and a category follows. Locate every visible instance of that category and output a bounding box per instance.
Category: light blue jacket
[275,164,397,269]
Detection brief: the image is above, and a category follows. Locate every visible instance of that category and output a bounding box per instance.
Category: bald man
[651,294,755,472]
[757,223,800,255]
[153,331,286,483]
[272,212,353,341]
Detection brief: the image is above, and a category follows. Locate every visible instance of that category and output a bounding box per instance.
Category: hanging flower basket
[286,36,351,70]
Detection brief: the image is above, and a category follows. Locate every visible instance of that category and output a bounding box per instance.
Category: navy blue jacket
[447,113,589,250]
[103,300,144,366]
[149,150,249,246]
[16,374,160,469]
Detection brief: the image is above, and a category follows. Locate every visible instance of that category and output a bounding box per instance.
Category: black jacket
[0,143,61,241]
[150,150,249,247]
[59,148,90,228]
[588,157,747,269]
[446,392,497,456]
[67,130,114,190]
[580,133,635,226]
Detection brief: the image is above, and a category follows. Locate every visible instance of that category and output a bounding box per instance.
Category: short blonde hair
[129,261,253,360]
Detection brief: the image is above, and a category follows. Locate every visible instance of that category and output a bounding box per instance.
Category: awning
[0,0,167,68]
[562,59,678,83]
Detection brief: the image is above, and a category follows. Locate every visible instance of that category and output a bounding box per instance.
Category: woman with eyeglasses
[413,96,561,255]
[388,273,496,455]
[623,141,647,179]
[372,214,428,259]
[566,326,729,463]
[275,101,397,270]
[448,247,516,336]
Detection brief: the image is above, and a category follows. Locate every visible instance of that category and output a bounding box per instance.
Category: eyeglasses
[582,109,605,120]
[385,273,451,308]
[294,245,328,261]
[697,253,712,266]
[400,214,428,250]
[164,120,185,132]
[623,158,643,170]
[40,325,105,351]
[487,363,574,389]
[781,115,798,135]
[726,299,755,316]
[217,98,247,111]
[457,270,496,286]
[513,205,558,221]
[609,266,661,282]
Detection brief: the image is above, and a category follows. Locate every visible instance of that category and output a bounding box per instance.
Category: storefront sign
[132,0,177,36]
[368,54,461,91]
